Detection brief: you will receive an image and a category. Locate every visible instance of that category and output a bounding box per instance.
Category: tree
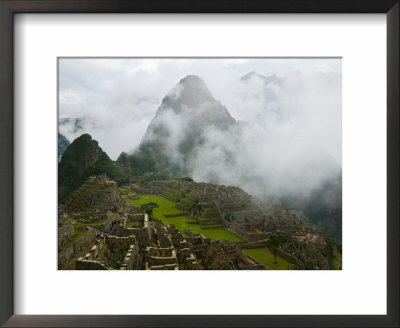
[190,199,202,220]
[140,202,159,218]
[267,235,286,264]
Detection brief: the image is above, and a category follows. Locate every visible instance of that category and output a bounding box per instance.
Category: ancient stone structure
[58,228,98,269]
[59,175,340,270]
[64,174,125,213]
[58,221,74,247]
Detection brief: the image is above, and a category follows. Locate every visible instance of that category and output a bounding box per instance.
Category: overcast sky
[59,58,341,163]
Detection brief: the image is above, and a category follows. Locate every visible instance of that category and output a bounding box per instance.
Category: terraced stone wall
[58,228,98,269]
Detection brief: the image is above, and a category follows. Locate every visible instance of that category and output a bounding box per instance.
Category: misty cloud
[59,58,341,160]
[59,58,341,200]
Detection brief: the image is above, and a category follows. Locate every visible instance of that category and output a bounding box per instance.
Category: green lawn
[198,216,219,221]
[127,194,184,216]
[130,194,243,242]
[242,248,292,270]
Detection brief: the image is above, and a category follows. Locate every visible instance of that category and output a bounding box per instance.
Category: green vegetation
[322,237,342,269]
[138,172,170,183]
[184,193,195,200]
[198,216,219,221]
[87,218,107,226]
[126,221,144,228]
[232,209,257,214]
[118,186,136,198]
[164,191,180,199]
[200,224,223,229]
[166,187,183,194]
[59,218,87,251]
[58,134,129,201]
[127,194,184,216]
[266,235,286,264]
[242,248,292,270]
[178,177,193,182]
[140,202,159,218]
[130,194,242,242]
[180,198,195,205]
[202,208,216,214]
[63,177,122,212]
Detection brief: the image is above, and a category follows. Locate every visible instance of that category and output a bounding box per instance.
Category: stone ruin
[59,175,339,270]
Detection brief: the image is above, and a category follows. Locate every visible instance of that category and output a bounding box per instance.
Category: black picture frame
[0,0,398,327]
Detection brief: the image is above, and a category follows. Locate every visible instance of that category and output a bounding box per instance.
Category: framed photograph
[0,0,398,327]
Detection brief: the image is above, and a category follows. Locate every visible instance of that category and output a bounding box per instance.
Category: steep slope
[58,134,128,201]
[129,75,237,175]
[281,173,342,240]
[58,133,70,162]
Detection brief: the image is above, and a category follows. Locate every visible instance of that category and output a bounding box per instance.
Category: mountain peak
[241,71,262,81]
[151,75,235,124]
[135,75,237,173]
[241,71,282,85]
[160,74,214,111]
[179,74,205,85]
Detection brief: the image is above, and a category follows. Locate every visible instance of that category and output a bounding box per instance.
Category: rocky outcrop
[58,134,128,201]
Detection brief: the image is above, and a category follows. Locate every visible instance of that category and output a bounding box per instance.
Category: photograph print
[58,58,342,271]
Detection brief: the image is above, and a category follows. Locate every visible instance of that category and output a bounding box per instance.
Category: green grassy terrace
[242,247,292,270]
[128,194,243,242]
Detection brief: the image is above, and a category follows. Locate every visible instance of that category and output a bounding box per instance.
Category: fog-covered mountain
[124,73,342,238]
[59,73,341,238]
[129,75,242,176]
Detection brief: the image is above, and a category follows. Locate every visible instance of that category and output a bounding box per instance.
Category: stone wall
[239,240,269,248]
[229,223,270,241]
[145,246,178,268]
[276,248,300,266]
[183,257,200,270]
[107,235,137,250]
[99,213,119,233]
[120,244,139,270]
[58,228,98,269]
[200,225,223,229]
[160,191,180,202]
[76,259,109,270]
[116,214,151,246]
[127,213,146,222]
[148,264,178,270]
[198,218,221,226]
[58,221,74,247]
[240,264,268,270]
[247,232,271,241]
[163,213,185,218]
[147,256,177,267]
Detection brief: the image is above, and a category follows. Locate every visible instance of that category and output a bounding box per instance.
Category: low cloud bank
[140,71,341,202]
